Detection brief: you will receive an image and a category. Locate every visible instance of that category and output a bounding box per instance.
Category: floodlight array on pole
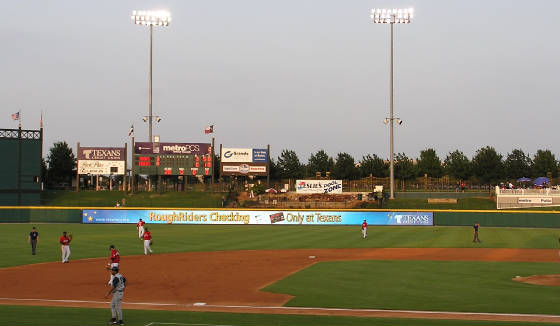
[131,10,171,142]
[370,8,413,200]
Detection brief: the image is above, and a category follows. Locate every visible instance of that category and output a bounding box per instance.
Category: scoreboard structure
[133,142,213,177]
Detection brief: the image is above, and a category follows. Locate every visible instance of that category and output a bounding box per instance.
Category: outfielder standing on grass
[104,266,126,325]
[361,219,368,239]
[143,227,153,255]
[107,245,120,285]
[136,218,145,240]
[28,226,39,255]
[59,231,72,263]
[473,221,481,243]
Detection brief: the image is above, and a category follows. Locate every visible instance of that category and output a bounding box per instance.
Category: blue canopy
[533,177,550,186]
[516,177,531,182]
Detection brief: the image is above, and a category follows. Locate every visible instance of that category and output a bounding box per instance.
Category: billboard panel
[78,147,125,161]
[135,142,211,155]
[221,163,268,176]
[296,180,343,194]
[83,209,433,226]
[252,149,268,163]
[221,148,252,162]
[78,160,125,175]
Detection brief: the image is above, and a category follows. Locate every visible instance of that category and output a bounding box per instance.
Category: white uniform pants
[144,240,152,255]
[362,227,367,239]
[108,263,119,285]
[138,226,144,239]
[61,245,70,262]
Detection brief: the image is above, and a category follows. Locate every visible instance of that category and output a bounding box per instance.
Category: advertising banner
[221,148,252,162]
[78,160,125,175]
[296,180,343,194]
[518,197,553,204]
[135,142,211,155]
[221,163,268,176]
[83,209,433,226]
[221,148,269,163]
[78,147,125,161]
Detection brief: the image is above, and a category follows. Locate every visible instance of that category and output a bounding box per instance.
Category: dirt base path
[1,248,560,323]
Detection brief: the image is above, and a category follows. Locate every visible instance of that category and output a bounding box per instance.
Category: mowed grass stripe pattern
[264,260,560,315]
[2,224,560,268]
[0,305,557,326]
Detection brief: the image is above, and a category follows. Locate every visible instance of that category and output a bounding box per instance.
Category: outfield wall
[0,207,559,228]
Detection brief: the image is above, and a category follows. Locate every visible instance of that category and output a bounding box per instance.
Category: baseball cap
[111,266,119,271]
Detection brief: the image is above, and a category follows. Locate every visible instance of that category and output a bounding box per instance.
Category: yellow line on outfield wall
[0,206,559,214]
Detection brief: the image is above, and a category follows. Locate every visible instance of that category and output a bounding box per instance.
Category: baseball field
[2,222,560,325]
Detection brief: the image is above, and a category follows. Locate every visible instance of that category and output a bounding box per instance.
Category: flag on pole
[11,112,20,120]
[128,124,134,137]
[204,125,214,134]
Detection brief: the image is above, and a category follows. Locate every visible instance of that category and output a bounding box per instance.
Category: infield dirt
[1,248,560,323]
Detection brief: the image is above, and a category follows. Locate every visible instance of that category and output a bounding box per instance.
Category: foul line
[1,297,560,321]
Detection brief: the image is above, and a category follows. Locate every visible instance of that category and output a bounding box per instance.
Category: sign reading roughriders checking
[83,209,433,226]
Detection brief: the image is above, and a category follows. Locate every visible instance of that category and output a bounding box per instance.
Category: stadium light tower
[131,10,171,142]
[370,8,413,200]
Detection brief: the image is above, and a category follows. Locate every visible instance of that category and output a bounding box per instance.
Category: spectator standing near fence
[28,226,39,255]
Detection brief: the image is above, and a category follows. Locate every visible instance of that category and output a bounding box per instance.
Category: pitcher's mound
[513,274,560,286]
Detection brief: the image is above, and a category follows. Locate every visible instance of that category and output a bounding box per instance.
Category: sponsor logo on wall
[77,160,125,175]
[518,197,553,204]
[296,180,343,194]
[135,142,211,155]
[83,209,433,226]
[221,148,268,163]
[78,147,124,161]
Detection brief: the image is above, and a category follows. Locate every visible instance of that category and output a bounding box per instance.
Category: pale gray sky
[2,0,559,162]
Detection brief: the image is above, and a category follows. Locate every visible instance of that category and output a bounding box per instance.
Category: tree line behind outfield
[43,141,558,188]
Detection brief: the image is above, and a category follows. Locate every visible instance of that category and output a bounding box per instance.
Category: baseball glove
[150,240,153,245]
[105,263,111,271]
[68,234,73,240]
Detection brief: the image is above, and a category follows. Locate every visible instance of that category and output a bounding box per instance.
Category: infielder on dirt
[59,231,72,263]
[361,220,368,239]
[107,245,120,285]
[104,266,126,325]
[136,218,145,240]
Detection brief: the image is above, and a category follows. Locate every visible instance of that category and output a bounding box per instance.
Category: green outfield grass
[0,305,556,326]
[264,260,560,315]
[41,190,224,207]
[2,224,560,268]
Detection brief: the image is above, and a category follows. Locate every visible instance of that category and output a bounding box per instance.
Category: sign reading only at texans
[222,148,268,163]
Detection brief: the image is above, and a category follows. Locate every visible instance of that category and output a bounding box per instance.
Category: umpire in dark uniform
[28,226,39,255]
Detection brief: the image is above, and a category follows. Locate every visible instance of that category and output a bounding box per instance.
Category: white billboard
[518,197,553,204]
[78,160,125,175]
[221,148,252,162]
[296,180,343,194]
[222,164,267,174]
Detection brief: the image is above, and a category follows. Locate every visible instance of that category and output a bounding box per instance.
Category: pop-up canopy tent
[533,177,550,186]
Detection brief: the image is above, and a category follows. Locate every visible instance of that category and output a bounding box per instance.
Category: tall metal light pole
[131,10,171,142]
[371,8,413,200]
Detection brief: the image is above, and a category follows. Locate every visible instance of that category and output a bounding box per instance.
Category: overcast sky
[2,0,559,163]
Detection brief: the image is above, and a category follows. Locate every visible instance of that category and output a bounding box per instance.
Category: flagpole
[19,110,22,129]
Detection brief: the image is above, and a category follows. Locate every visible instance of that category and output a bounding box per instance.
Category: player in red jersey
[136,218,145,240]
[361,220,368,239]
[107,245,121,285]
[143,227,153,255]
[59,231,72,263]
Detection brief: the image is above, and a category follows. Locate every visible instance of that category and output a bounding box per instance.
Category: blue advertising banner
[252,149,268,163]
[83,209,433,226]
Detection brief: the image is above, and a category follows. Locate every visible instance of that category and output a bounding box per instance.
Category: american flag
[128,125,134,137]
[204,125,214,134]
[11,112,19,120]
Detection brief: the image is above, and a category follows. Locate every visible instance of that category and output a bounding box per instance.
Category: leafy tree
[269,158,279,180]
[333,152,359,179]
[359,154,388,177]
[46,141,76,186]
[307,149,334,177]
[471,146,503,184]
[394,153,416,180]
[443,150,472,180]
[416,148,443,178]
[532,149,558,178]
[276,149,304,179]
[504,149,532,179]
